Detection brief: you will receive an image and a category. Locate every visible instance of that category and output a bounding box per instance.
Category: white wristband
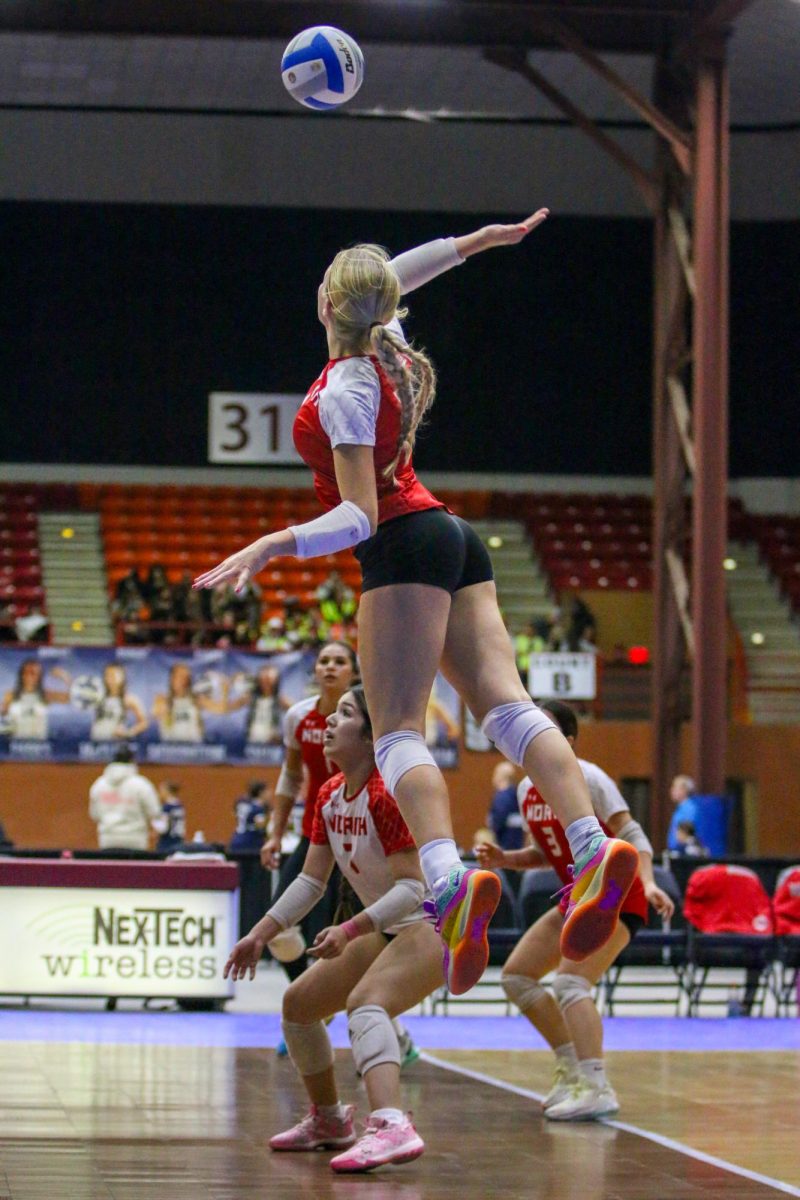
[289,500,372,560]
[266,873,326,930]
[362,878,426,932]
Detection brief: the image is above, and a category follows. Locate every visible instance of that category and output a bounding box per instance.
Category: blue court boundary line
[421,1052,800,1199]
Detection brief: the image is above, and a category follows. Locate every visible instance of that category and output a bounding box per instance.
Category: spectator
[14,606,50,643]
[144,563,169,606]
[565,594,597,651]
[315,569,357,636]
[674,819,708,858]
[0,602,16,643]
[486,761,524,850]
[153,780,187,854]
[229,780,269,853]
[114,568,146,620]
[148,583,177,644]
[666,774,700,852]
[88,744,161,850]
[210,582,238,627]
[256,615,291,654]
[513,621,545,685]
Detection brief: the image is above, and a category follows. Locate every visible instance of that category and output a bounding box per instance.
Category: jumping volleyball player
[225,686,442,1172]
[476,699,675,1120]
[195,210,638,992]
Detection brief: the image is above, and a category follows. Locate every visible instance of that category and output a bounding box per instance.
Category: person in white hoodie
[88,744,162,850]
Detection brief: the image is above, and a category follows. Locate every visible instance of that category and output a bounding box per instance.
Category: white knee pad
[552,973,592,1013]
[374,730,438,796]
[281,1019,334,1077]
[480,701,556,766]
[348,1005,400,1077]
[501,973,549,1012]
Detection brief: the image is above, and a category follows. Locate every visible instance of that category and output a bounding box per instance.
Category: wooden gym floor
[0,1038,797,1200]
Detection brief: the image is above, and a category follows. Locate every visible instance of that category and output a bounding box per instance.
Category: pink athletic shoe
[330,1114,425,1173]
[426,866,501,995]
[560,836,638,962]
[269,1104,356,1152]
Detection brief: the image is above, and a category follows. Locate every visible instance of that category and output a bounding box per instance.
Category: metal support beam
[691,32,730,795]
[485,48,659,211]
[535,15,693,174]
[651,48,693,848]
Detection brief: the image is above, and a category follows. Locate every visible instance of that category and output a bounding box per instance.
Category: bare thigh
[357,583,452,736]
[441,581,530,722]
[347,922,444,1017]
[282,933,387,1024]
[503,906,564,980]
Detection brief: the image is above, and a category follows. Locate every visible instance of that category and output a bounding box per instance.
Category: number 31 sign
[208,393,304,464]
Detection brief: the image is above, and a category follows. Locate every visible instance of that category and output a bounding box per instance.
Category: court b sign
[529,653,597,701]
[208,393,304,463]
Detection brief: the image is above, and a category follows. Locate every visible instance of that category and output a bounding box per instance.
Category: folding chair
[683,864,774,1016]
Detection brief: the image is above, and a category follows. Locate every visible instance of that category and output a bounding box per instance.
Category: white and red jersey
[292,354,444,526]
[283,695,335,840]
[517,758,648,922]
[310,767,427,933]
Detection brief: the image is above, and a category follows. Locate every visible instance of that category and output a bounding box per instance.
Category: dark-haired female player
[196,212,638,992]
[225,686,441,1172]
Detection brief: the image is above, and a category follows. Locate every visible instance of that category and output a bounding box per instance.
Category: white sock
[419,838,461,892]
[554,1042,578,1070]
[372,1107,405,1124]
[578,1058,607,1089]
[318,1101,348,1119]
[565,816,604,863]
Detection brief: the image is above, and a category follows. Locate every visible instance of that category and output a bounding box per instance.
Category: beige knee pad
[348,1005,400,1077]
[501,973,549,1012]
[281,1019,334,1076]
[552,973,592,1013]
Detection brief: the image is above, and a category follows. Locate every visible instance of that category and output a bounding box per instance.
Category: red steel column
[692,34,730,794]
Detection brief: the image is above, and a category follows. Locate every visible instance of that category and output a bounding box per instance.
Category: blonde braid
[369,325,436,477]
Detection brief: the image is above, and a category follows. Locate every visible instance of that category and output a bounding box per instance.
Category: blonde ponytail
[323,242,438,479]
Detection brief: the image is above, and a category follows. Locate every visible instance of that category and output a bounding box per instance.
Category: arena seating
[749,514,800,615]
[0,484,76,629]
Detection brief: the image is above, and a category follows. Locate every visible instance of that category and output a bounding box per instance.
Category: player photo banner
[0,645,315,766]
[0,648,460,768]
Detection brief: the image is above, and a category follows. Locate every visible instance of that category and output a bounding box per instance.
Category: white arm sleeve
[390,237,464,295]
[275,762,303,802]
[289,500,372,559]
[361,878,426,933]
[266,873,326,931]
[616,818,654,857]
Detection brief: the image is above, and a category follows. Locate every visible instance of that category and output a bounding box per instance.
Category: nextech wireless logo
[27,903,219,982]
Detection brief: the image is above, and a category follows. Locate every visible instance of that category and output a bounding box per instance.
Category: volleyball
[70,674,104,710]
[281,26,364,110]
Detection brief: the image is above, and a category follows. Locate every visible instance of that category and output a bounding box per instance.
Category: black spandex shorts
[620,911,646,939]
[355,508,494,594]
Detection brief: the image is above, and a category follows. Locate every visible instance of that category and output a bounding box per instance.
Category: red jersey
[283,695,334,840]
[310,767,425,932]
[518,764,648,922]
[292,355,443,526]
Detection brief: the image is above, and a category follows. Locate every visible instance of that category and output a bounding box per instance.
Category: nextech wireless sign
[0,887,237,998]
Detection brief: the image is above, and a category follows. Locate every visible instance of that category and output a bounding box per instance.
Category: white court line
[420,1051,800,1198]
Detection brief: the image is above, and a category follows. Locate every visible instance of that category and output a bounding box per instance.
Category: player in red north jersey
[195,213,639,992]
[225,686,443,1174]
[476,699,675,1121]
[260,640,358,982]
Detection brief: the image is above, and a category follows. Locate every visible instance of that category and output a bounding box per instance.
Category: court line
[420,1051,800,1198]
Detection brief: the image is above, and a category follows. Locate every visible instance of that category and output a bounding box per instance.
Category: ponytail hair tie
[369,321,383,331]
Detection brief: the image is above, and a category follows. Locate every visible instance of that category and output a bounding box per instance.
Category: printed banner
[0,647,460,767]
